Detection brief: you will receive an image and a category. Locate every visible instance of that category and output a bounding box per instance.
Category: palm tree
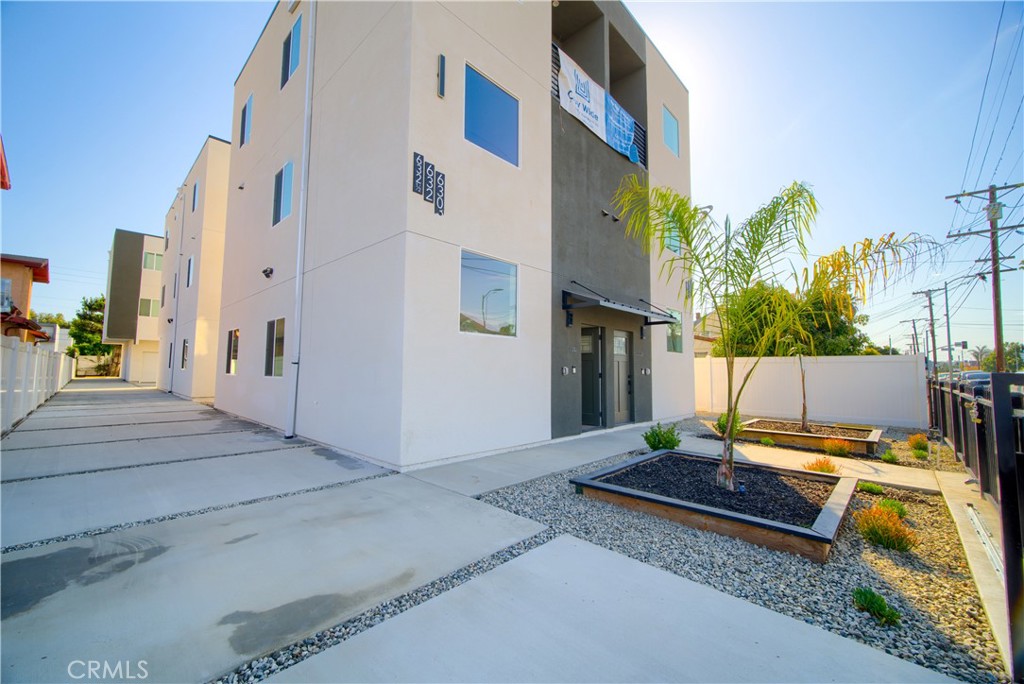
[614,176,939,490]
[970,345,990,368]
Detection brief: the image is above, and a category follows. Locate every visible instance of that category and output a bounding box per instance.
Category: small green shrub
[857,481,884,495]
[822,438,853,457]
[803,456,841,474]
[880,450,899,464]
[643,423,681,450]
[877,498,908,519]
[911,448,928,460]
[714,412,742,438]
[852,587,902,626]
[908,433,929,451]
[760,437,775,447]
[854,506,918,551]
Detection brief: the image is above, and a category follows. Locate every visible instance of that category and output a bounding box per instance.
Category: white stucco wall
[693,354,928,429]
[645,40,695,422]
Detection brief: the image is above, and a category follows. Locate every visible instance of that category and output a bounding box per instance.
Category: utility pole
[914,289,941,376]
[900,319,924,355]
[946,181,1024,372]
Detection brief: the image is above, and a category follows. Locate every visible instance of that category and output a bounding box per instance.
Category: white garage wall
[694,354,928,429]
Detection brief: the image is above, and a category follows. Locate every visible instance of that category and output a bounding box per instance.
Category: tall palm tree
[614,175,939,490]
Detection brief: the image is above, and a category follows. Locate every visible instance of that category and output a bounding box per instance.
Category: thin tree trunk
[799,354,809,433]
[718,356,736,490]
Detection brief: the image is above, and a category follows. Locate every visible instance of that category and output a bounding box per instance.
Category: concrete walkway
[0,381,992,682]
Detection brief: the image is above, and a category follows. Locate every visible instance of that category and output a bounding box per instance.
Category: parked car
[960,371,991,388]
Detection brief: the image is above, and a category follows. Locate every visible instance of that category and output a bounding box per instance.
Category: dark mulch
[747,419,871,439]
[597,453,835,527]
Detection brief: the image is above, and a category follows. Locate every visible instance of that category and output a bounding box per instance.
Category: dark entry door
[613,330,633,424]
[581,328,602,427]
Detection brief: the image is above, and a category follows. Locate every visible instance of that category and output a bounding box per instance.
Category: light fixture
[552,0,559,6]
[166,318,173,324]
[601,210,610,217]
[262,267,274,279]
[238,182,245,190]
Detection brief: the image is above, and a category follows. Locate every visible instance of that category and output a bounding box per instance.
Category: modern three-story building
[214,0,694,471]
[103,229,164,383]
[157,136,231,401]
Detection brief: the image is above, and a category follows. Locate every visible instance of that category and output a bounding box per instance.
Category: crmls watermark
[67,660,148,680]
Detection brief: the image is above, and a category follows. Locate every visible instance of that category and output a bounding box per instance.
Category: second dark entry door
[581,327,602,427]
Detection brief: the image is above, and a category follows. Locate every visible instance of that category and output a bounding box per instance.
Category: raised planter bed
[570,450,856,563]
[737,419,883,455]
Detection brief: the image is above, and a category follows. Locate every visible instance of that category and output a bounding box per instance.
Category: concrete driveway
[1,380,543,682]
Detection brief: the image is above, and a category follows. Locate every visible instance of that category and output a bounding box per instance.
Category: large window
[464,65,519,166]
[281,15,302,89]
[225,329,240,374]
[663,105,680,157]
[265,318,285,376]
[272,162,294,226]
[143,252,163,270]
[459,251,517,336]
[138,298,158,317]
[239,94,253,147]
[667,309,683,353]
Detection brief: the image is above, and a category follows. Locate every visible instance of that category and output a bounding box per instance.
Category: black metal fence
[931,373,1024,682]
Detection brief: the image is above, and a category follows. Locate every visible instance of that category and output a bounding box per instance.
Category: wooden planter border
[570,450,856,563]
[737,420,883,455]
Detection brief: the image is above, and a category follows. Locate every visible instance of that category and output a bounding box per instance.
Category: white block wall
[694,354,928,429]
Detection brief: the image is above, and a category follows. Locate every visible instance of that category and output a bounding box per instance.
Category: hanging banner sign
[556,48,638,164]
[557,48,605,141]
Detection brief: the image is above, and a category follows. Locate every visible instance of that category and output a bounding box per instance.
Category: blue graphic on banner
[604,94,639,164]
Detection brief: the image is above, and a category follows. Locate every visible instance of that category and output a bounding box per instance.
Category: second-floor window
[186,256,194,287]
[281,15,302,89]
[138,298,158,317]
[143,252,163,270]
[464,65,519,167]
[240,94,253,146]
[273,162,294,226]
[663,105,679,157]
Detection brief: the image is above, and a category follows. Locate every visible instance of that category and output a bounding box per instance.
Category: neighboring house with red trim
[1,253,50,344]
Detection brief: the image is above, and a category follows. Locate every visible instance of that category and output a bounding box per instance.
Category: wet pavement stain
[312,447,363,470]
[1,539,168,619]
[218,568,415,655]
[224,533,258,545]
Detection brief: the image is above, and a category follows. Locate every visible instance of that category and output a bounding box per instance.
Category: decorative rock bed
[571,450,855,562]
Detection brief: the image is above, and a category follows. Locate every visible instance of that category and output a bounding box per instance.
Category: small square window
[240,94,253,147]
[281,15,302,89]
[663,105,679,157]
[667,309,683,353]
[464,65,519,166]
[138,298,157,317]
[225,329,240,374]
[143,252,163,270]
[265,318,285,376]
[273,162,294,226]
[459,250,517,336]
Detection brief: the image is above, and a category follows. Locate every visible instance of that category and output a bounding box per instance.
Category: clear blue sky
[2,1,1021,356]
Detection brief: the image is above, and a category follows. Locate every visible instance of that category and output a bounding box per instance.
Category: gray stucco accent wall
[106,229,144,341]
[550,99,653,438]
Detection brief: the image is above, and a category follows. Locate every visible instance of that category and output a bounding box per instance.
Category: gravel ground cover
[482,453,1008,684]
[598,453,834,527]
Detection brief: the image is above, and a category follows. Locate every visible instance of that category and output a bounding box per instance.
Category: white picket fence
[694,354,928,429]
[1,336,75,434]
